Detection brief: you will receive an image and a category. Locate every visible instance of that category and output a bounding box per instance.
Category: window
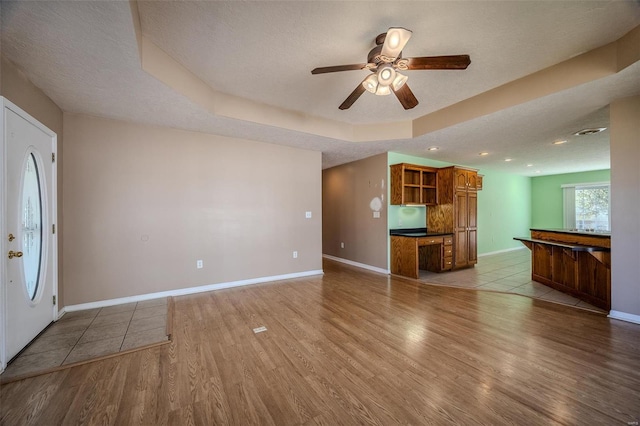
[563,182,610,231]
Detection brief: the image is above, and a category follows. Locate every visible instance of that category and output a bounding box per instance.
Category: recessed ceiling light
[505,158,512,162]
[535,170,541,173]
[574,127,606,136]
[427,146,439,151]
[526,164,533,167]
[479,152,489,156]
[553,140,567,145]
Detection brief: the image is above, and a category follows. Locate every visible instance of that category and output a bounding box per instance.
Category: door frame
[0,97,58,372]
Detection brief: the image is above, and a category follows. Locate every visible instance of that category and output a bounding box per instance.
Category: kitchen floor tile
[1,347,72,379]
[57,308,100,322]
[128,315,167,334]
[121,326,168,351]
[91,310,134,327]
[97,302,137,316]
[510,282,554,298]
[131,305,167,321]
[22,329,84,356]
[538,290,581,305]
[63,336,125,365]
[1,298,169,382]
[41,317,95,337]
[78,322,129,345]
[416,248,606,312]
[136,298,167,309]
[477,281,520,292]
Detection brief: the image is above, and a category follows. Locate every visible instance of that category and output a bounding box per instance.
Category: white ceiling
[2,1,640,174]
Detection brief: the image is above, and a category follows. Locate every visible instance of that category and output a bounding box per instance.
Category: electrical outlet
[305,211,312,218]
[196,260,203,269]
[399,219,403,226]
[341,242,344,248]
[293,251,298,258]
[373,211,380,218]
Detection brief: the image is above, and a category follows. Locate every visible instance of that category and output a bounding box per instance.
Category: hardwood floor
[2,259,639,425]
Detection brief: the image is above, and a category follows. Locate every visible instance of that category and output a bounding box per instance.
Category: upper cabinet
[390,163,438,205]
[455,168,478,191]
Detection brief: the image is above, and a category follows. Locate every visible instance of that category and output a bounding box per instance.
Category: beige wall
[1,56,65,306]
[610,95,640,317]
[62,113,322,306]
[322,153,388,270]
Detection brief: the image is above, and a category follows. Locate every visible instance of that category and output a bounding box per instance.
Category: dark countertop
[514,237,610,252]
[530,228,610,237]
[390,228,452,237]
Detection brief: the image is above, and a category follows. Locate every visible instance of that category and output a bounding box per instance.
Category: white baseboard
[62,269,324,313]
[608,310,640,325]
[322,254,389,275]
[57,306,67,320]
[478,246,527,257]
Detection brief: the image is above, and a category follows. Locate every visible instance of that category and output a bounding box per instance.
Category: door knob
[8,251,23,259]
[8,233,15,242]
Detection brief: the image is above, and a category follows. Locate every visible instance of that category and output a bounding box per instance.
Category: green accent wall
[388,152,532,255]
[477,170,531,254]
[531,169,610,228]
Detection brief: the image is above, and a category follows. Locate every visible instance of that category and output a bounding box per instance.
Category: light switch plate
[373,211,380,218]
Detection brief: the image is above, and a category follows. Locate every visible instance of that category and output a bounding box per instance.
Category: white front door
[2,99,57,368]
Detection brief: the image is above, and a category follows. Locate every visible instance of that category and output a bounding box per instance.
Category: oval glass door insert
[22,153,43,300]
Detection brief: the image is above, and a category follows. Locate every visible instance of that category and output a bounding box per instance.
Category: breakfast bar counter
[515,228,611,310]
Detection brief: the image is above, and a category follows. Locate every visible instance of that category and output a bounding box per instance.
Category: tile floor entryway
[419,248,606,313]
[1,297,169,381]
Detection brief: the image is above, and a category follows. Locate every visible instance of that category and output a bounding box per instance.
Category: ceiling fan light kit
[378,65,396,85]
[380,27,412,59]
[311,27,471,110]
[363,74,379,94]
[392,73,408,91]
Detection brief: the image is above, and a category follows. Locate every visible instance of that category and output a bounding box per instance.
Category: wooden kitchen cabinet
[428,166,479,269]
[390,163,438,205]
[455,168,478,191]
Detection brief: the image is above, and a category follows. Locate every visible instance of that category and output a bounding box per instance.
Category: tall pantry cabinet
[427,166,479,269]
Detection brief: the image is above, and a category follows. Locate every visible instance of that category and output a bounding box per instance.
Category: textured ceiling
[138,1,639,124]
[2,1,640,175]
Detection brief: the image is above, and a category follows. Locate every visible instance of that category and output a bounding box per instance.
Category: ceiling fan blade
[311,64,367,74]
[380,27,412,61]
[392,84,419,110]
[339,83,366,110]
[405,55,471,70]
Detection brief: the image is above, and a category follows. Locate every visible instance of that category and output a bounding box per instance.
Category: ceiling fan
[311,27,471,110]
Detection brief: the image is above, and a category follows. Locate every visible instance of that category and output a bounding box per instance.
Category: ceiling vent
[574,127,606,136]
